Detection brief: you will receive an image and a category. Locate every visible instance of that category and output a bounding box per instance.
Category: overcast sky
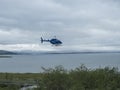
[0,0,120,51]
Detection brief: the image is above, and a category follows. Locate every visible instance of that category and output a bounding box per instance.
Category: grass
[0,65,120,90]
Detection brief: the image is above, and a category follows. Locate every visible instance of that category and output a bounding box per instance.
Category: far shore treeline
[0,65,120,90]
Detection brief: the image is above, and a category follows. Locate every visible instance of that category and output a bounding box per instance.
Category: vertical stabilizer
[41,37,43,43]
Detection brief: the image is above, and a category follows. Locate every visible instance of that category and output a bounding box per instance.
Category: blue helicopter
[41,36,62,46]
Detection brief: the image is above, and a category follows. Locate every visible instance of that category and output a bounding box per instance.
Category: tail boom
[41,37,50,43]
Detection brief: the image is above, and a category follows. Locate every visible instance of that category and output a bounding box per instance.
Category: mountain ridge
[0,50,16,55]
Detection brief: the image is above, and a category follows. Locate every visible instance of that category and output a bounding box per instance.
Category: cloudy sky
[0,0,120,51]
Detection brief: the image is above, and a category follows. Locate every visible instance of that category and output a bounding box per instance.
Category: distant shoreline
[0,55,12,58]
[1,49,120,55]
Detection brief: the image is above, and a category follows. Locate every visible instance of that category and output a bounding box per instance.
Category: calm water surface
[0,53,120,73]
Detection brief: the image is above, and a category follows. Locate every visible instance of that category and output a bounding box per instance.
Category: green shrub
[0,65,120,90]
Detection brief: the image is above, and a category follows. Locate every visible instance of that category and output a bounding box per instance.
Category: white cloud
[0,0,120,51]
[0,44,56,51]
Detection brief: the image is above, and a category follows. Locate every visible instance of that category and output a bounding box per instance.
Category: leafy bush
[38,65,120,90]
[0,65,120,90]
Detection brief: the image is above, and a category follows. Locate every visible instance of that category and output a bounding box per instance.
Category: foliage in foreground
[0,65,120,90]
[39,65,120,90]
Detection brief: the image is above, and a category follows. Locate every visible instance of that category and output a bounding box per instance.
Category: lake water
[0,53,120,73]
